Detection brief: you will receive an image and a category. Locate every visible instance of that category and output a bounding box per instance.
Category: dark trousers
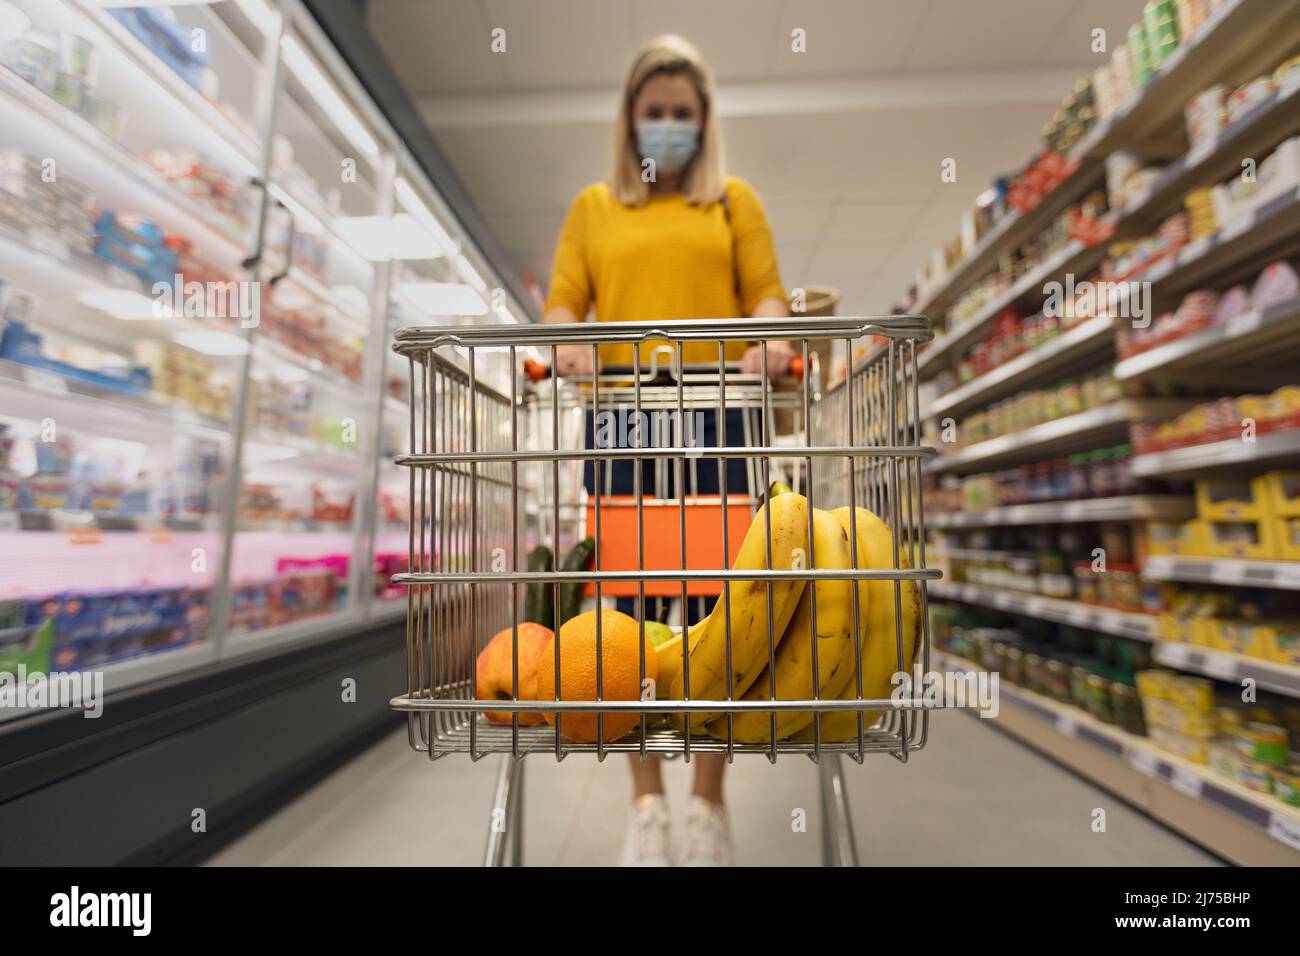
[583,407,755,625]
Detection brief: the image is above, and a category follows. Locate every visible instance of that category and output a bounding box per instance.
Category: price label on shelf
[1219,214,1254,242]
[1202,653,1237,682]
[1268,812,1300,851]
[1159,642,1191,666]
[1129,748,1161,778]
[1275,564,1300,588]
[1224,311,1262,339]
[64,528,102,546]
[1212,561,1249,585]
[1185,137,1217,168]
[1055,713,1078,738]
[22,367,67,393]
[1169,766,1204,800]
[146,528,175,545]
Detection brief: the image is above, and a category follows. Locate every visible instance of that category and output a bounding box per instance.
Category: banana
[792,505,920,744]
[669,491,808,728]
[652,617,707,700]
[705,506,859,743]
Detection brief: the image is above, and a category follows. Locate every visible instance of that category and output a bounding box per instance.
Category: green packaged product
[1128,22,1152,86]
[1086,673,1114,723]
[1274,766,1300,807]
[1110,681,1145,735]
[1143,0,1179,71]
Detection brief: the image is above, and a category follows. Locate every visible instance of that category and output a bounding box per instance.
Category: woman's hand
[741,341,794,378]
[555,344,596,379]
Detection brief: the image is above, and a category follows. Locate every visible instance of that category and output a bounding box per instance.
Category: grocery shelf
[0,66,251,259]
[1113,78,1300,238]
[928,580,1157,640]
[908,0,1300,327]
[1143,554,1300,591]
[928,495,1196,529]
[913,163,1104,326]
[247,427,360,466]
[1114,292,1300,384]
[239,518,357,534]
[1078,0,1300,166]
[932,647,1300,865]
[0,511,221,533]
[919,237,1110,379]
[252,335,365,398]
[1139,187,1300,295]
[926,315,1115,422]
[1131,429,1300,480]
[928,399,1193,474]
[1153,641,1300,699]
[76,0,262,176]
[0,357,232,444]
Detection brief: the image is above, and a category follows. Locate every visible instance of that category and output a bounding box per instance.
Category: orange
[536,609,657,743]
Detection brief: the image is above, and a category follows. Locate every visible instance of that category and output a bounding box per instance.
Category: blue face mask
[635,120,700,176]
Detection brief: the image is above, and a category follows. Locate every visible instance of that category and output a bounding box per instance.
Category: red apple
[476,622,554,724]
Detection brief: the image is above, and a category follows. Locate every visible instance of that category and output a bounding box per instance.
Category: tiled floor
[206,711,1221,866]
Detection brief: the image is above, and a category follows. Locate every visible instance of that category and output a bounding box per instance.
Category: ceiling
[365,0,1146,318]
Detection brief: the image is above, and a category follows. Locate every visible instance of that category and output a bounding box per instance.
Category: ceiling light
[281,35,379,161]
[400,281,487,316]
[172,330,251,356]
[76,289,172,320]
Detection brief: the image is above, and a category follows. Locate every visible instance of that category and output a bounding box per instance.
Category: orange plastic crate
[583,495,752,597]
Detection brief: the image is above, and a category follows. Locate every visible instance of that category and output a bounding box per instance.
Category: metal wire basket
[390,316,941,766]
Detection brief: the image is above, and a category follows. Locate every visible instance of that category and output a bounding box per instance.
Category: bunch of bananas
[655,485,920,743]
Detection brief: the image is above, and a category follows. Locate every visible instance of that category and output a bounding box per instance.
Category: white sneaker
[619,794,673,866]
[679,796,734,867]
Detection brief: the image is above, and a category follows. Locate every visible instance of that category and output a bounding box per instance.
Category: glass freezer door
[0,0,269,690]
[220,7,391,647]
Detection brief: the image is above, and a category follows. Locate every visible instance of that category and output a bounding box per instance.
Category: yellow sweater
[544,176,785,367]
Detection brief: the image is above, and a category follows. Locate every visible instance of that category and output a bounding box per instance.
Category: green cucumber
[557,537,596,625]
[524,546,553,626]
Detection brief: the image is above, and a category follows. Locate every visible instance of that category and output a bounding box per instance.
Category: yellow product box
[1196,477,1268,521]
[1260,472,1300,518]
[1254,622,1300,667]
[1213,619,1263,658]
[1158,613,1215,646]
[1169,675,1216,712]
[1141,700,1217,737]
[1147,519,1209,557]
[1274,517,1300,561]
[1136,668,1176,701]
[1203,518,1278,560]
[1149,726,1211,764]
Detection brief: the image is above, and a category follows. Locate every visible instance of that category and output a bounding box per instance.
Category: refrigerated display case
[0,0,533,712]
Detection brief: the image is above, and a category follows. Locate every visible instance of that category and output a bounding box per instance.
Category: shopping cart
[390,316,941,865]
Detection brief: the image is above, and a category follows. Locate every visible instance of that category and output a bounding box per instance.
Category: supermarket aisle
[207,712,1219,867]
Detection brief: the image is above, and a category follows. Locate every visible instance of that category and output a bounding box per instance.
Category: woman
[543,34,790,867]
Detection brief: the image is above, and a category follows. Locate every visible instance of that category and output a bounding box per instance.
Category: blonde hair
[611,34,726,207]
